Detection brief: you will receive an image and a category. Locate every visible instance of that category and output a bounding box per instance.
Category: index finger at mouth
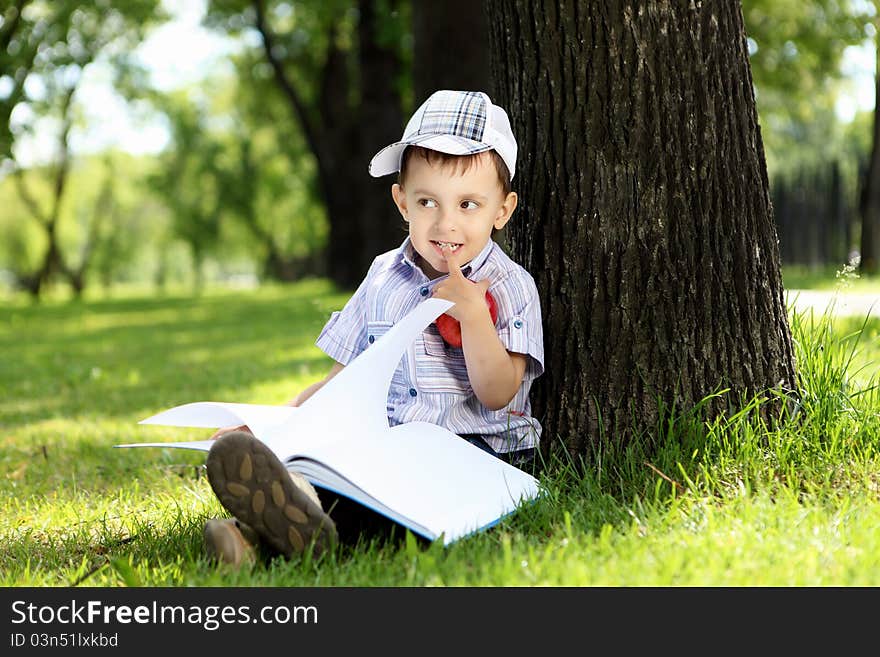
[441,243,464,276]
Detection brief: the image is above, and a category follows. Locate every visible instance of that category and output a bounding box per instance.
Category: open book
[117,298,541,545]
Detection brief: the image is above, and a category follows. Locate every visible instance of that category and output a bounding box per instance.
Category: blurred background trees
[1,0,164,297]
[1,0,878,300]
[744,0,878,274]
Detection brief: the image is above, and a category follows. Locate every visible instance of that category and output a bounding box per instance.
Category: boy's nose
[436,208,457,232]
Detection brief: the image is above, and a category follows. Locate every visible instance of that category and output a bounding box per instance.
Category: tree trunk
[412,0,491,103]
[830,161,843,265]
[486,1,797,457]
[191,246,205,295]
[355,0,407,274]
[253,0,405,290]
[860,26,880,276]
[12,84,77,299]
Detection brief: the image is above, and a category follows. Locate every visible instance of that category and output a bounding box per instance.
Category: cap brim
[368,134,493,177]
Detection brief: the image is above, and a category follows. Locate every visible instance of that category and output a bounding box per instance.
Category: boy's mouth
[431,240,462,253]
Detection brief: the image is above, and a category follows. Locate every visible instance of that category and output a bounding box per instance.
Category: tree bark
[486,0,797,457]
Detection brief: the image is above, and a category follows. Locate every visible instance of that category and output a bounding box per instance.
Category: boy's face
[391,152,518,279]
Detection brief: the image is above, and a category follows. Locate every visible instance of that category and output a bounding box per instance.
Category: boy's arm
[460,316,528,410]
[286,361,345,407]
[208,362,346,439]
[432,245,528,411]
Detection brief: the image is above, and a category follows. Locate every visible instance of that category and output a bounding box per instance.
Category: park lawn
[782,264,880,293]
[1,281,878,586]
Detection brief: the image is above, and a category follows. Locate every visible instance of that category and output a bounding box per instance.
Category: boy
[203,90,544,567]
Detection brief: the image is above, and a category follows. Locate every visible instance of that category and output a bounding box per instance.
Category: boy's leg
[203,472,327,566]
[205,431,337,558]
[314,490,407,546]
[288,470,323,508]
[459,433,539,474]
[203,517,259,567]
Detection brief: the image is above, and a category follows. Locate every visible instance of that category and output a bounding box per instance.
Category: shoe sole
[206,431,337,558]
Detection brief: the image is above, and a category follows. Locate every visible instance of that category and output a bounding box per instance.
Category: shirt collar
[464,237,495,275]
[397,237,419,269]
[396,236,495,278]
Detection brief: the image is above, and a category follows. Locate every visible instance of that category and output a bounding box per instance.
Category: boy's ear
[493,191,518,230]
[391,183,409,222]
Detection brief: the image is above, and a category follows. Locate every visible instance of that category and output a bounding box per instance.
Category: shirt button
[513,319,523,329]
[368,335,375,343]
[420,286,429,296]
[409,388,418,397]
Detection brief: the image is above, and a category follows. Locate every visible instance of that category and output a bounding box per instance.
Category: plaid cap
[368,90,518,180]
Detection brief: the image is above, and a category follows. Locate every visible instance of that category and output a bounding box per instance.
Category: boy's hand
[431,244,492,323]
[209,424,252,440]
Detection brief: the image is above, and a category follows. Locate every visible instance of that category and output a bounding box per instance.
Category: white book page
[136,403,297,441]
[119,297,541,544]
[128,298,456,461]
[283,421,539,544]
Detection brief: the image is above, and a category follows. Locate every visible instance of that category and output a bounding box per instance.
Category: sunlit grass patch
[1,279,878,586]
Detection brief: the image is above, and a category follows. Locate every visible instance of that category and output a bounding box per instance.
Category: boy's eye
[461,200,479,210]
[419,198,437,208]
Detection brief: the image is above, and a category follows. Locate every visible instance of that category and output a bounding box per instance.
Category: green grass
[782,264,880,292]
[1,280,878,586]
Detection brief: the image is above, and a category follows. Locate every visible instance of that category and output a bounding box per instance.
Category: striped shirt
[315,236,544,453]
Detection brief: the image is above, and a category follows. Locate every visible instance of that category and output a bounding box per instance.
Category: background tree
[411,0,490,104]
[2,1,876,299]
[148,93,226,294]
[0,0,69,164]
[0,150,166,297]
[205,0,409,289]
[0,0,164,298]
[1,1,164,166]
[742,0,873,271]
[12,82,78,297]
[214,55,328,282]
[486,1,798,457]
[860,2,880,275]
[743,0,868,149]
[87,154,156,293]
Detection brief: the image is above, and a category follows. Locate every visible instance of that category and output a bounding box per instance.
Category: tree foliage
[203,0,411,289]
[143,71,328,288]
[742,0,873,173]
[4,1,878,296]
[0,0,166,298]
[0,151,168,292]
[0,0,166,166]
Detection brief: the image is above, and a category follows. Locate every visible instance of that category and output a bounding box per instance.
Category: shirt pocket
[416,328,472,396]
[366,320,409,390]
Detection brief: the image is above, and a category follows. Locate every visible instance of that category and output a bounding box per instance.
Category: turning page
[118,297,541,544]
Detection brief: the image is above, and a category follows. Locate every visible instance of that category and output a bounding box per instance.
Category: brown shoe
[203,518,258,567]
[206,431,338,558]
